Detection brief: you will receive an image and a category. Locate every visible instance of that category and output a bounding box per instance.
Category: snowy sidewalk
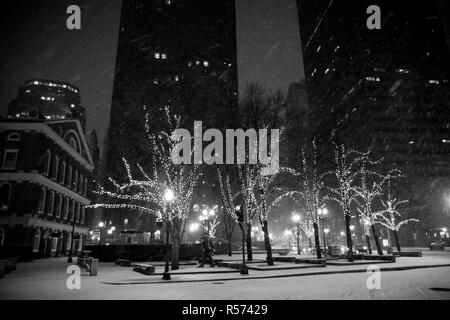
[1,250,450,299]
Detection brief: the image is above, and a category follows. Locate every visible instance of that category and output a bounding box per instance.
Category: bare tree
[375,179,418,252]
[217,169,239,256]
[355,159,386,255]
[326,143,368,262]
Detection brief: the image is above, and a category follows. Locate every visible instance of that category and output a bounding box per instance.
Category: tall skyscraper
[104,0,238,229]
[297,0,450,242]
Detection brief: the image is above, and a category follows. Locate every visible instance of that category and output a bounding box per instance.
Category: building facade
[297,0,450,244]
[0,119,94,259]
[7,79,87,131]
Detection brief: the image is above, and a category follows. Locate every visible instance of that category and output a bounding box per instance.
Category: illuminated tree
[354,159,389,255]
[325,143,368,262]
[283,141,327,259]
[217,168,239,256]
[375,179,418,252]
[90,107,200,270]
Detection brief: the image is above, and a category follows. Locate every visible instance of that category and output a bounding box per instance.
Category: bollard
[89,259,98,276]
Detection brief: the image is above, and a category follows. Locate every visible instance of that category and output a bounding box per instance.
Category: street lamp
[161,188,175,281]
[324,228,330,251]
[164,189,175,202]
[189,223,200,233]
[318,207,329,257]
[235,205,248,275]
[291,213,301,254]
[67,214,77,263]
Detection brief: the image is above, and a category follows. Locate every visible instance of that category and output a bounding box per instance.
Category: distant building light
[153,79,159,84]
[334,45,339,52]
[175,75,179,82]
[228,63,232,67]
[71,104,75,108]
[33,81,39,85]
[429,80,439,84]
[161,53,167,59]
[196,60,200,65]
[366,76,380,82]
[188,61,192,67]
[324,68,330,74]
[45,116,51,119]
[41,96,46,100]
[397,69,410,74]
[62,84,67,88]
[442,139,450,144]
[25,90,30,93]
[154,53,160,59]
[203,61,209,67]
[409,140,414,144]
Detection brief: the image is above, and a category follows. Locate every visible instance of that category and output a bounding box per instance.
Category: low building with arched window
[0,118,95,260]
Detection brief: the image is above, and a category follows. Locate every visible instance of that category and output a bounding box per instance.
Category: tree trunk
[171,236,181,270]
[297,233,301,255]
[246,223,253,261]
[262,220,274,266]
[313,222,322,259]
[394,229,401,252]
[365,234,372,255]
[308,237,312,252]
[227,236,232,256]
[371,224,383,255]
[345,214,354,262]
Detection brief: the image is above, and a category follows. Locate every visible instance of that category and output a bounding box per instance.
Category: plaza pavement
[0,248,449,299]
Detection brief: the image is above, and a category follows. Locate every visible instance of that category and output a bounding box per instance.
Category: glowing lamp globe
[164,189,175,202]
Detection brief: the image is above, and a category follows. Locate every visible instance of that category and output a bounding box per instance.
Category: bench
[77,256,98,276]
[115,259,132,267]
[133,263,155,275]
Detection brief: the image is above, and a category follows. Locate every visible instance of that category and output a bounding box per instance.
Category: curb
[101,263,450,285]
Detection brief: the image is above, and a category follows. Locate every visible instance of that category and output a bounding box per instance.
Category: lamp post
[291,213,301,255]
[235,205,248,275]
[67,215,77,263]
[161,188,175,281]
[350,224,355,252]
[98,221,105,245]
[318,207,328,257]
[189,223,200,243]
[324,228,330,251]
[199,207,215,237]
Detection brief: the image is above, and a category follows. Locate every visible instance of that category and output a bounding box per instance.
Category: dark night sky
[0,0,304,154]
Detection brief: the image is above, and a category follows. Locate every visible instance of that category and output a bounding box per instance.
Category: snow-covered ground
[1,250,449,300]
